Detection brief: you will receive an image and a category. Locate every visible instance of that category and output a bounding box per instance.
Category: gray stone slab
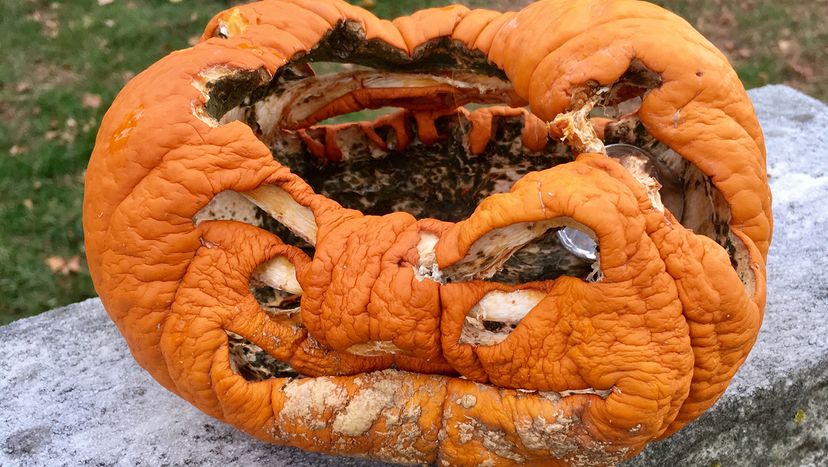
[1,85,827,466]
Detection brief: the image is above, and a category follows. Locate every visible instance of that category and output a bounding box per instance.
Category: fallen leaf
[788,61,814,81]
[82,93,102,109]
[97,0,114,5]
[43,18,59,38]
[46,256,81,275]
[778,39,794,55]
[9,145,27,156]
[16,82,31,93]
[719,8,735,27]
[22,199,34,210]
[122,70,136,84]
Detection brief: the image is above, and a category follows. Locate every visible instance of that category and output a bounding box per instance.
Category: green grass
[0,0,824,325]
[651,0,827,99]
[0,0,236,324]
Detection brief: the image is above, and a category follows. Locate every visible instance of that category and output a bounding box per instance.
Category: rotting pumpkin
[83,0,771,465]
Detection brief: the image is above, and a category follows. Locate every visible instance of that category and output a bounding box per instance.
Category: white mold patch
[457,422,475,444]
[478,425,526,463]
[332,378,401,436]
[514,416,573,452]
[456,394,477,409]
[460,289,547,346]
[281,378,348,431]
[375,404,426,464]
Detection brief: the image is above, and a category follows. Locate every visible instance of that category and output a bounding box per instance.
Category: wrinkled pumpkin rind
[83,0,770,465]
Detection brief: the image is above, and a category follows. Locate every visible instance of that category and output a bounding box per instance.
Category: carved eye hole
[250,255,303,320]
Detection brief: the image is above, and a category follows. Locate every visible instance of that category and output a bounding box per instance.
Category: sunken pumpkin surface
[83,0,771,465]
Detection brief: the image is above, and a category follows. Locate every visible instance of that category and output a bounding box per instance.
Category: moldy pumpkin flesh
[83,0,770,465]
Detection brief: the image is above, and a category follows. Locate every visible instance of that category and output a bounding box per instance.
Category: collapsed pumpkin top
[83,1,771,465]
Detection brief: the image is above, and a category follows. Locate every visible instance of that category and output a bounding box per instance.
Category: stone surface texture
[1,85,826,466]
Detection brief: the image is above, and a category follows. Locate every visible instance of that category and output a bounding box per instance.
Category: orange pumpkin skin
[83,1,770,465]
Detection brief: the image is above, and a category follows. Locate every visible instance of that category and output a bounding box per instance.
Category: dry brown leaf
[46,256,82,275]
[9,145,27,156]
[122,71,136,84]
[788,61,814,81]
[719,8,735,27]
[83,93,102,109]
[722,40,735,52]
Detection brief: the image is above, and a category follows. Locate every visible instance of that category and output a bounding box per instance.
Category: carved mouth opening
[209,23,574,226]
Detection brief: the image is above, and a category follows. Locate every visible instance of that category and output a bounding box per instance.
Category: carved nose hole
[556,228,598,262]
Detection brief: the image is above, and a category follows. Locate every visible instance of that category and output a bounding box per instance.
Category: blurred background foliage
[0,0,825,325]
